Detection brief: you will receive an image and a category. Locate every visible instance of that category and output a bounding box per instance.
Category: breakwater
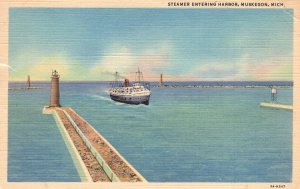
[260,102,293,111]
[43,106,146,182]
[9,87,44,90]
[153,85,292,88]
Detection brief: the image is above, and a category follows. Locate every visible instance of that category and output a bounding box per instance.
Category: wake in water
[127,103,149,108]
[104,89,111,94]
[90,94,112,102]
[90,94,125,106]
[115,102,125,106]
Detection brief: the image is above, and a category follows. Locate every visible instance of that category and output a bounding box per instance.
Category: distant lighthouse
[160,73,163,87]
[50,70,61,107]
[271,87,277,103]
[27,75,31,88]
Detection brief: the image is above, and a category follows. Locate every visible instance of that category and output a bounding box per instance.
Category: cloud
[136,46,169,71]
[243,57,292,81]
[9,48,292,82]
[186,55,292,81]
[89,44,171,81]
[9,43,172,81]
[89,47,135,80]
[9,55,87,81]
[28,57,71,80]
[185,61,240,81]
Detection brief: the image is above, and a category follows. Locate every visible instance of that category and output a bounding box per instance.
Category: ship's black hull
[110,94,150,105]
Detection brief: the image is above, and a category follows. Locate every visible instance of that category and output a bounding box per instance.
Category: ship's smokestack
[50,70,61,107]
[125,79,129,87]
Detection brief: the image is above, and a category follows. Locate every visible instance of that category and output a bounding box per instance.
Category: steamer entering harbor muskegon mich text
[108,69,151,105]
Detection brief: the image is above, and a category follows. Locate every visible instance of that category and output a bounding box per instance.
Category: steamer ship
[108,69,151,105]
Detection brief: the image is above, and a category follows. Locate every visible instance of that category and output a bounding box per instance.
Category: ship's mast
[114,72,118,87]
[137,68,141,84]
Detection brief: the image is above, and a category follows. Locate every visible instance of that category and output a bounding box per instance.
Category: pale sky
[9,8,293,81]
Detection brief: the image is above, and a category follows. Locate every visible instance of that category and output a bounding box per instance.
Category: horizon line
[8,80,294,83]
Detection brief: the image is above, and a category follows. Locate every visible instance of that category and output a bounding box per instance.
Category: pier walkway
[43,107,146,182]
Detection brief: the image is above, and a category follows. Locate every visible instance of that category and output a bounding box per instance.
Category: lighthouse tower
[160,73,163,87]
[27,75,31,88]
[50,70,61,107]
[271,87,277,103]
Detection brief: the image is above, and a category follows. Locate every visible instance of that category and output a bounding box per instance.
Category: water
[8,82,292,182]
[8,83,80,182]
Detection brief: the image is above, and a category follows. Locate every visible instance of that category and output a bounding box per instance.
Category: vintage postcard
[0,0,299,189]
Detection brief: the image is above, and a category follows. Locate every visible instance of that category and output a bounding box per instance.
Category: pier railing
[62,110,120,182]
[52,110,92,182]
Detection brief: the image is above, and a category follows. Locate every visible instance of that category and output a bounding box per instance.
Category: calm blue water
[8,83,80,182]
[8,82,293,182]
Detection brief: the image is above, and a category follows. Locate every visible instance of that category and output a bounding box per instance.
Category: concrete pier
[260,102,293,111]
[43,107,94,182]
[43,106,146,182]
